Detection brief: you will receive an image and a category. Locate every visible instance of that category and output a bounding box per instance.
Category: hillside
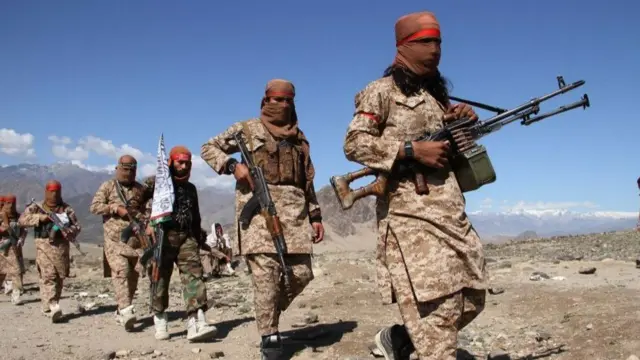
[2,163,637,246]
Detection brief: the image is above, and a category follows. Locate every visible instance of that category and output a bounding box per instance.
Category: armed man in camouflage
[19,180,82,323]
[89,155,151,331]
[342,12,488,360]
[143,145,218,342]
[0,193,27,305]
[201,79,325,360]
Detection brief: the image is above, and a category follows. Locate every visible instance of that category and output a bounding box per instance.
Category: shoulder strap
[240,120,257,164]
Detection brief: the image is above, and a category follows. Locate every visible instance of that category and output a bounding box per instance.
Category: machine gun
[29,198,87,256]
[232,131,291,288]
[330,76,590,210]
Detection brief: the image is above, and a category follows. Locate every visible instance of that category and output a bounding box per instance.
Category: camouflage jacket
[89,178,150,241]
[200,118,321,255]
[343,76,487,303]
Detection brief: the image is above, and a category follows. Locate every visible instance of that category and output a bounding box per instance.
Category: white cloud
[0,128,36,157]
[48,134,234,189]
[49,135,90,161]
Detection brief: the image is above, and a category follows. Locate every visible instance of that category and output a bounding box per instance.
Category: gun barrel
[482,79,585,128]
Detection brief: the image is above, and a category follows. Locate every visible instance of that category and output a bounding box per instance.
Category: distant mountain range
[1,163,636,244]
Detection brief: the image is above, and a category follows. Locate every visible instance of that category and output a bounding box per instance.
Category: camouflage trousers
[0,246,24,294]
[150,237,207,315]
[246,253,314,336]
[394,284,486,360]
[103,237,141,310]
[35,238,70,310]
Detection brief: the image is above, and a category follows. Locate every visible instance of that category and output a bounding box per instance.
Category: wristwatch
[404,141,414,159]
[226,159,238,174]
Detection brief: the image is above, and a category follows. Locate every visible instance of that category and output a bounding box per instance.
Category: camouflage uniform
[89,177,151,330]
[342,14,487,358]
[201,79,323,359]
[18,185,81,323]
[144,145,217,342]
[0,194,27,305]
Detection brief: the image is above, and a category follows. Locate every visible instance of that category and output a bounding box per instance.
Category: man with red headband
[19,180,81,323]
[201,78,324,359]
[0,193,27,305]
[90,155,151,331]
[143,145,217,342]
[342,12,488,360]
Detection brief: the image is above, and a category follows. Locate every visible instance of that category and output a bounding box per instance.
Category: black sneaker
[374,324,414,360]
[260,333,284,360]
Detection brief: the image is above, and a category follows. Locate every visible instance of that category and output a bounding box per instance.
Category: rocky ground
[2,230,640,360]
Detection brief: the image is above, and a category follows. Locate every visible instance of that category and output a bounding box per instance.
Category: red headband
[396,28,441,47]
[3,195,15,203]
[170,153,191,161]
[46,183,61,191]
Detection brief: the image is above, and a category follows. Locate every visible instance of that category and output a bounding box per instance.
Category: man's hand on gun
[232,163,254,190]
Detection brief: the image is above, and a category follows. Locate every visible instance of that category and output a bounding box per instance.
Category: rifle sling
[241,121,256,164]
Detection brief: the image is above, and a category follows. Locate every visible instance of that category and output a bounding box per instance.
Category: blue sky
[1,0,638,213]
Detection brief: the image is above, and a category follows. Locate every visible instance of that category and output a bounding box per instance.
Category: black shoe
[374,324,414,360]
[260,333,284,360]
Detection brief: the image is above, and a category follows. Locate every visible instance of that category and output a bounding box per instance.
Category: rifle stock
[331,76,590,210]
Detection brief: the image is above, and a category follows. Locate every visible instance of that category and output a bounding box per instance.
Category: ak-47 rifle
[232,131,291,288]
[114,181,152,251]
[330,75,591,210]
[0,212,26,273]
[29,198,87,256]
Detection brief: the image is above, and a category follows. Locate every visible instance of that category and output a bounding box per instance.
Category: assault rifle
[330,75,590,210]
[140,222,164,313]
[114,181,152,251]
[232,131,291,288]
[30,198,87,256]
[0,212,19,252]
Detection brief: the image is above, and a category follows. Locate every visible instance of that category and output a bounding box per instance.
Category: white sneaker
[3,280,12,295]
[50,303,63,323]
[186,309,217,342]
[116,305,137,331]
[153,312,170,340]
[10,290,22,305]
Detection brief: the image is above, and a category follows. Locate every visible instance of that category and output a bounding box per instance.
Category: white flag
[150,134,174,225]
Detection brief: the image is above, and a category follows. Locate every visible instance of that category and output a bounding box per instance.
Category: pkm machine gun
[330,76,590,210]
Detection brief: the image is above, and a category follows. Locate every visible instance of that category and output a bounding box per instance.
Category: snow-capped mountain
[468,209,637,239]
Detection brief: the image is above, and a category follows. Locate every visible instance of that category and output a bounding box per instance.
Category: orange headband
[396,28,441,46]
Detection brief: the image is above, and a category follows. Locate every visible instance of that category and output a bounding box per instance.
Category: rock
[586,323,593,330]
[578,267,597,274]
[530,271,550,281]
[102,352,116,360]
[115,350,130,358]
[487,350,510,360]
[303,312,319,324]
[489,287,505,295]
[153,350,163,356]
[209,351,225,358]
[626,355,639,360]
[191,348,201,354]
[535,332,552,342]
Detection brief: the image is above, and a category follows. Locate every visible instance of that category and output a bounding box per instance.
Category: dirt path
[2,236,640,360]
